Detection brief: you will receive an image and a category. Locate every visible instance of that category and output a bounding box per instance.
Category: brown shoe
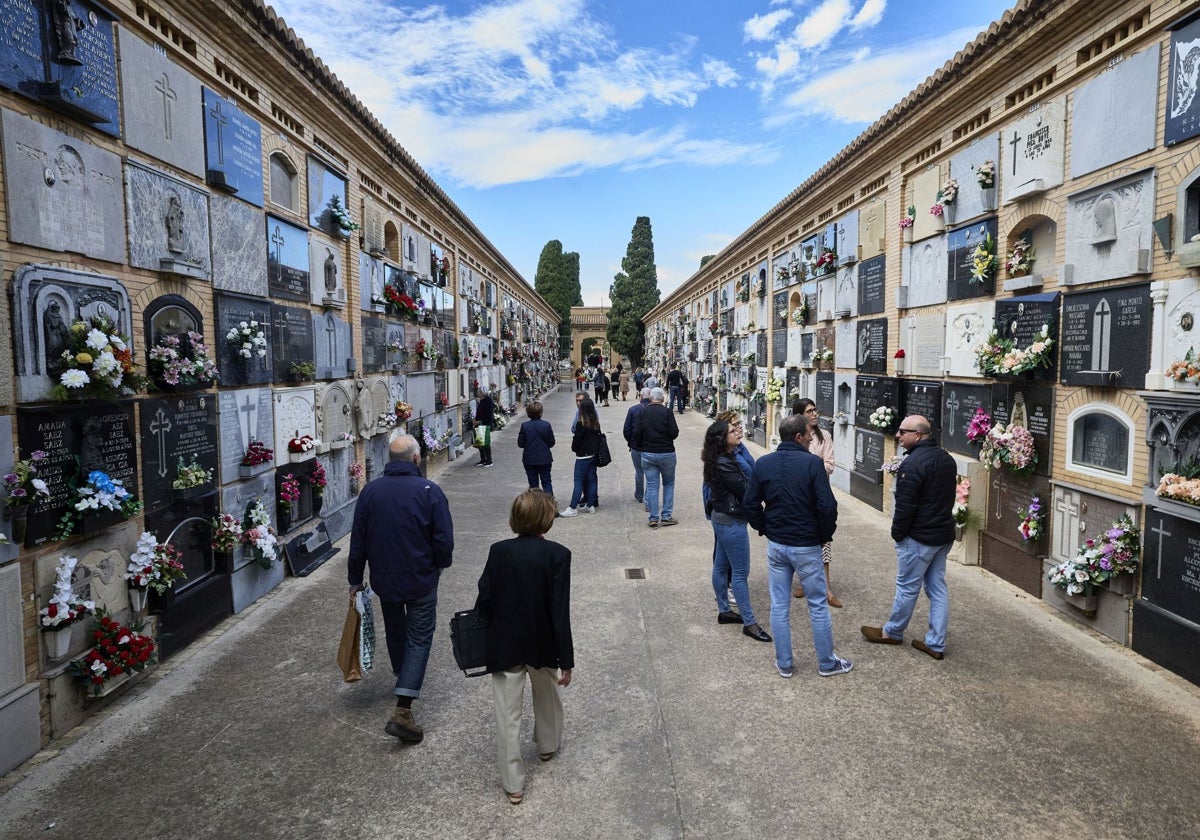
[793,584,805,599]
[827,593,843,608]
[860,625,902,645]
[912,639,945,660]
[385,707,424,743]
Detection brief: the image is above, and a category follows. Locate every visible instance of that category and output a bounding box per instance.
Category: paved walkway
[3,388,1200,839]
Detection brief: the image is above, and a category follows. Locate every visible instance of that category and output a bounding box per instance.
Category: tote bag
[596,432,613,468]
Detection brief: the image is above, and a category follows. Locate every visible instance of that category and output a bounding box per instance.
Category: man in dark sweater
[666,364,685,413]
[623,387,652,506]
[861,414,957,660]
[632,387,679,527]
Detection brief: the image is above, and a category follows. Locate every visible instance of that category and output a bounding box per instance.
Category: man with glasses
[861,415,957,660]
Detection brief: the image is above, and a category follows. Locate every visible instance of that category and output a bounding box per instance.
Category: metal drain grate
[624,568,646,579]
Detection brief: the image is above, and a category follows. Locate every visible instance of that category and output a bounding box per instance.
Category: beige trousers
[491,665,563,794]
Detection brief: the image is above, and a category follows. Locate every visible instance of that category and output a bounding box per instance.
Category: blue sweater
[743,441,837,546]
[517,418,555,466]
[348,460,454,601]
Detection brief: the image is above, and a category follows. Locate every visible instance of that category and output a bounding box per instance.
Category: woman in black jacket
[560,398,601,517]
[700,420,770,643]
[475,490,574,805]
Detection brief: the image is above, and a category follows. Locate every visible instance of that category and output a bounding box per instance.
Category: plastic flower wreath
[952,478,971,525]
[39,555,95,628]
[3,449,50,509]
[979,423,1038,477]
[966,407,992,444]
[969,233,997,284]
[242,499,279,569]
[56,470,143,540]
[1048,515,1140,595]
[124,531,186,594]
[1018,496,1044,544]
[72,611,155,695]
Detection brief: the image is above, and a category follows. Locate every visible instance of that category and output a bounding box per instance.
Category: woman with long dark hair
[701,419,770,642]
[560,397,601,517]
[791,398,841,607]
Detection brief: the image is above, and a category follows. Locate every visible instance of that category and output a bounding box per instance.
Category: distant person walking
[593,367,610,407]
[618,369,630,400]
[517,401,555,500]
[633,387,679,528]
[474,388,495,467]
[633,367,645,391]
[666,364,685,413]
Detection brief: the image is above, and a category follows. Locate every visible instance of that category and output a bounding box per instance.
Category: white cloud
[795,0,852,50]
[850,0,887,30]
[744,9,794,42]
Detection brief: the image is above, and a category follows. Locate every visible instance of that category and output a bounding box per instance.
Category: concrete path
[2,387,1200,839]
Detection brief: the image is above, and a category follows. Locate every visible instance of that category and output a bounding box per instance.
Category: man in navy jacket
[349,432,454,743]
[744,413,852,679]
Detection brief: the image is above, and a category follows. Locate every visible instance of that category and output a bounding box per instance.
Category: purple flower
[30,450,47,461]
[9,488,26,499]
[1106,528,1125,539]
[3,473,17,484]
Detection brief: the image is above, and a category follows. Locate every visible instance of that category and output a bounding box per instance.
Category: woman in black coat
[475,490,574,805]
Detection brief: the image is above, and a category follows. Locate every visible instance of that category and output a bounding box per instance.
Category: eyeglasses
[897,428,922,435]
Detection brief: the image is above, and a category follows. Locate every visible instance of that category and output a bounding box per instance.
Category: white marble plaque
[1002,98,1065,202]
[408,372,437,417]
[903,313,948,378]
[860,200,886,259]
[211,193,267,295]
[949,133,1000,221]
[816,276,836,319]
[1162,278,1200,376]
[117,29,204,176]
[911,167,944,242]
[787,327,803,364]
[310,237,346,306]
[837,210,860,265]
[1064,170,1154,286]
[218,387,274,484]
[944,301,996,378]
[273,386,317,467]
[360,253,386,311]
[903,236,949,309]
[318,381,355,445]
[0,564,23,695]
[1071,46,1159,178]
[834,264,858,317]
[835,322,857,368]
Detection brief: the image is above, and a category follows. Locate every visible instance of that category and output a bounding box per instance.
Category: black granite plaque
[1167,14,1200,147]
[140,395,218,512]
[857,255,886,316]
[1060,283,1149,388]
[981,470,1050,552]
[947,218,997,301]
[941,382,993,456]
[203,88,264,206]
[855,318,887,373]
[1141,509,1200,624]
[801,333,814,364]
[855,376,900,427]
[362,315,387,373]
[1132,600,1200,687]
[993,292,1059,381]
[853,428,885,481]
[902,381,942,436]
[270,304,315,382]
[757,332,768,364]
[785,368,800,400]
[773,325,787,366]
[266,215,310,301]
[815,372,834,417]
[16,402,137,545]
[991,383,1053,476]
[216,292,272,386]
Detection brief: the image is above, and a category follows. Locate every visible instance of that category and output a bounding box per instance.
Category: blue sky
[267,0,1016,305]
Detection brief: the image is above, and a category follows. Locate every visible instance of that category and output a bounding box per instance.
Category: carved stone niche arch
[384,221,400,262]
[143,293,205,373]
[788,290,803,320]
[1145,393,1200,488]
[1003,213,1057,292]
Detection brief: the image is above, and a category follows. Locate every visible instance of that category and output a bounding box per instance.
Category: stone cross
[240,392,258,449]
[208,99,228,165]
[1091,298,1111,371]
[155,73,177,140]
[1150,516,1172,579]
[326,317,337,369]
[150,407,173,479]
[945,391,961,437]
[1054,492,1078,560]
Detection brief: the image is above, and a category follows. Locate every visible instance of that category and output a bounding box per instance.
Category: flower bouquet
[965,407,992,444]
[974,324,1054,376]
[869,405,897,432]
[71,611,155,695]
[242,499,279,569]
[1048,515,1139,596]
[309,460,327,497]
[226,321,268,361]
[4,450,50,542]
[1165,348,1200,385]
[979,423,1038,477]
[125,531,186,595]
[765,377,784,404]
[279,474,301,517]
[975,160,995,190]
[1018,496,1044,544]
[939,178,959,206]
[349,462,365,494]
[210,513,244,553]
[929,202,945,219]
[791,301,808,324]
[969,234,997,284]
[377,412,398,432]
[814,249,837,275]
[40,555,95,632]
[287,434,317,456]
[952,478,971,526]
[1006,236,1036,276]
[882,454,906,475]
[384,285,419,318]
[55,470,143,540]
[813,346,834,365]
[148,331,218,388]
[898,206,916,229]
[53,313,142,400]
[172,455,212,492]
[242,440,273,467]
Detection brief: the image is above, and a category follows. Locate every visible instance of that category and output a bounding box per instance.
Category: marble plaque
[836,210,860,266]
[313,313,352,380]
[857,255,886,316]
[270,304,315,382]
[37,0,120,134]
[16,402,137,545]
[983,471,1050,548]
[852,428,885,479]
[859,200,886,260]
[1,109,125,262]
[215,293,272,387]
[317,381,354,446]
[125,161,211,276]
[218,387,274,485]
[902,313,947,378]
[1167,16,1200,146]
[941,383,993,457]
[815,372,835,418]
[947,218,997,301]
[361,197,385,257]
[993,292,1060,382]
[945,301,995,378]
[903,236,948,309]
[816,276,835,319]
[903,381,942,436]
[202,88,264,205]
[140,395,218,512]
[12,264,132,403]
[772,325,787,367]
[310,238,346,307]
[267,215,310,302]
[1050,486,1135,566]
[1060,283,1150,388]
[855,318,887,374]
[991,383,1054,476]
[273,387,317,468]
[210,193,267,295]
[800,332,814,365]
[219,473,275,568]
[307,155,349,237]
[910,167,943,242]
[1071,46,1158,177]
[835,322,856,369]
[1141,510,1200,625]
[855,376,899,427]
[360,253,387,312]
[362,315,387,373]
[1064,170,1154,286]
[1002,98,1065,202]
[118,30,204,176]
[949,134,1000,221]
[834,264,858,317]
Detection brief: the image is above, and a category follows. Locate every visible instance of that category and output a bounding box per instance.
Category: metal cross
[208,99,228,165]
[1009,130,1021,175]
[150,407,173,479]
[155,73,177,140]
[1150,516,1172,579]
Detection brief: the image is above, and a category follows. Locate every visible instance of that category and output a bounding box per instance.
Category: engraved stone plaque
[118,30,204,175]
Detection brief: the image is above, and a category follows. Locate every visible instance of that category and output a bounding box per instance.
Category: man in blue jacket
[348,432,454,743]
[861,414,957,660]
[744,413,852,679]
[623,387,651,506]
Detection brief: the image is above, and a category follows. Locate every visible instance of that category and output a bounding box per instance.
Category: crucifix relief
[325,317,337,370]
[150,408,173,479]
[208,99,228,165]
[1091,298,1111,371]
[240,392,258,448]
[155,73,177,141]
[1150,516,1172,580]
[270,226,286,261]
[1009,130,1021,176]
[1054,491,1079,560]
[945,391,961,438]
[991,474,1006,522]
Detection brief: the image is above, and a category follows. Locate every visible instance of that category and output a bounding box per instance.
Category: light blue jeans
[712,519,756,626]
[641,451,676,522]
[767,541,836,672]
[630,448,644,502]
[883,537,951,652]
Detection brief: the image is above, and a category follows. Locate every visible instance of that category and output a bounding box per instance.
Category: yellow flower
[75,352,93,364]
[70,322,87,336]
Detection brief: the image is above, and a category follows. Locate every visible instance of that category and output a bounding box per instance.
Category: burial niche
[1067,405,1133,482]
[144,295,213,390]
[269,153,297,212]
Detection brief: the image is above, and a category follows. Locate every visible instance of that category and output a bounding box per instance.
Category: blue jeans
[712,520,756,625]
[641,451,676,521]
[766,541,836,672]
[669,385,683,412]
[379,589,438,698]
[883,537,951,652]
[630,448,644,502]
[568,457,597,509]
[524,463,553,498]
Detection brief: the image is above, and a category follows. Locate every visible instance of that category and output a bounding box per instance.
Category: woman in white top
[792,399,841,607]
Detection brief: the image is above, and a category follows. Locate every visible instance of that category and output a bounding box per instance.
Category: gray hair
[649,387,666,403]
[639,387,651,399]
[388,432,420,462]
[779,413,810,441]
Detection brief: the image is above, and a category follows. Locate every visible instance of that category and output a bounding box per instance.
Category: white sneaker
[559,507,578,517]
[581,506,595,514]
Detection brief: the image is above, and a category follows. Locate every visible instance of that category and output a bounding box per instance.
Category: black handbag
[596,432,613,468]
[449,609,489,677]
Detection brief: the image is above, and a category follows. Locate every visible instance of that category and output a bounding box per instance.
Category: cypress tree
[534,240,581,356]
[606,216,660,367]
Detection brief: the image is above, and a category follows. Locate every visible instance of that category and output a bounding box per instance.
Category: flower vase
[954,524,965,542]
[128,586,148,613]
[45,625,72,660]
[1063,590,1098,616]
[8,506,29,545]
[902,227,913,245]
[943,205,956,226]
[981,187,996,210]
[350,478,361,496]
[312,494,324,516]
[895,359,905,376]
[278,510,292,535]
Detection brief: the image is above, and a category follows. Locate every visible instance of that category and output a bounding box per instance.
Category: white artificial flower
[31,478,49,496]
[85,329,109,352]
[61,369,90,388]
[92,351,119,378]
[108,334,127,351]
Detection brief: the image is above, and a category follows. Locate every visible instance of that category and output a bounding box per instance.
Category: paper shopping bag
[337,597,363,683]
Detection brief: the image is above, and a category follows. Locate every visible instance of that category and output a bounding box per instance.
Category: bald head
[903,415,931,435]
[388,432,420,463]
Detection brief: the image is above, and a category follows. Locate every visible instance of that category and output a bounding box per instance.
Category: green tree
[606,216,660,367]
[700,254,715,267]
[534,240,582,357]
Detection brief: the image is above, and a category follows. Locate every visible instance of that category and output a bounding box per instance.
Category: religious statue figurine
[43,299,71,374]
[51,0,85,65]
[1011,392,1029,429]
[370,261,383,303]
[324,249,338,292]
[79,416,107,474]
[166,194,185,254]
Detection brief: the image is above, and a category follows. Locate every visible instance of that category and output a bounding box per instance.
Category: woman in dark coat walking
[517,400,555,500]
[474,389,495,466]
[475,490,574,805]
